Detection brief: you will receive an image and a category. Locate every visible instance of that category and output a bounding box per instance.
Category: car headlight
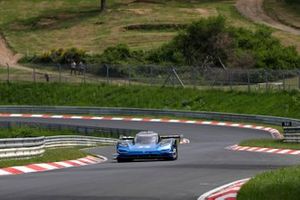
[118,142,129,148]
[159,144,171,150]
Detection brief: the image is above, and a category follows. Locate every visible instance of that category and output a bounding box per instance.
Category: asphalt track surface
[0,117,300,200]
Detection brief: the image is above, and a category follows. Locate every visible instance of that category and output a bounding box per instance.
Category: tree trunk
[100,0,106,12]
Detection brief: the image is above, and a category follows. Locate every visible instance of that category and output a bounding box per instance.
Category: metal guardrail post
[283,127,300,143]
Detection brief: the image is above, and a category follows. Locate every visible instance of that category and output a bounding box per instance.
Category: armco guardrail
[0,135,117,159]
[283,127,300,143]
[0,106,299,126]
[45,135,118,148]
[0,137,45,159]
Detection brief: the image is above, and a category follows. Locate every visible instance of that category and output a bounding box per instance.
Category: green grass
[239,139,300,150]
[0,126,121,139]
[0,147,89,168]
[0,0,299,55]
[238,166,300,200]
[0,82,300,119]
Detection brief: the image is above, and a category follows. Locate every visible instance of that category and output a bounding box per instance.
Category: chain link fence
[1,63,300,91]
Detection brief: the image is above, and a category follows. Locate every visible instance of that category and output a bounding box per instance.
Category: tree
[100,0,106,12]
[173,16,234,68]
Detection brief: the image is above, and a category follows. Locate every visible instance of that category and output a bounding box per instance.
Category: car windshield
[135,135,158,144]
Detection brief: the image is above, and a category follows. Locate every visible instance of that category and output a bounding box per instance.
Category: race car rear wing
[160,134,183,140]
[119,136,134,140]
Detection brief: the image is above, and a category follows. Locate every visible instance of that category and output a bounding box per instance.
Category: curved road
[236,0,300,35]
[0,117,299,200]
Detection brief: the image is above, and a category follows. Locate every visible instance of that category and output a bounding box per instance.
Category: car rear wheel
[167,146,178,161]
[117,158,132,163]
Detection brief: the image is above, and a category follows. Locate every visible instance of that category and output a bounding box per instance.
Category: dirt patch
[235,0,300,35]
[180,8,212,16]
[125,8,153,15]
[0,33,19,66]
[130,0,164,4]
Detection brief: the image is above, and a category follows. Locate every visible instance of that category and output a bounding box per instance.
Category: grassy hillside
[263,0,300,29]
[0,83,299,119]
[0,0,299,56]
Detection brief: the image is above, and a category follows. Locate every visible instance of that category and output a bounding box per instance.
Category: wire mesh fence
[1,63,300,91]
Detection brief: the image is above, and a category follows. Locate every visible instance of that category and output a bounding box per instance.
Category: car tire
[167,145,178,161]
[117,158,132,163]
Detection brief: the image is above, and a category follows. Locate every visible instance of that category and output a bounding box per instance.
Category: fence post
[83,66,86,84]
[229,70,232,90]
[58,64,62,83]
[282,71,286,91]
[265,70,268,92]
[247,70,250,92]
[6,63,10,83]
[106,64,109,84]
[191,67,196,88]
[298,70,300,90]
[128,65,131,85]
[33,66,36,83]
[150,66,153,86]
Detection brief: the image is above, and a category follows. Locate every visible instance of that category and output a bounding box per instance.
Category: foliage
[20,48,87,64]
[21,16,300,70]
[0,83,300,119]
[238,166,300,200]
[0,126,121,138]
[231,26,300,69]
[99,44,146,65]
[285,0,299,4]
[172,16,233,66]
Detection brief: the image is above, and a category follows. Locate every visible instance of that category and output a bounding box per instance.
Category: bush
[21,48,87,64]
[231,26,300,69]
[21,17,300,71]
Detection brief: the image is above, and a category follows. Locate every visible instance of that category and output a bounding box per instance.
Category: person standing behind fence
[70,60,76,75]
[78,61,85,75]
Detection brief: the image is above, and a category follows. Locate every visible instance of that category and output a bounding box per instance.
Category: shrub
[22,48,87,64]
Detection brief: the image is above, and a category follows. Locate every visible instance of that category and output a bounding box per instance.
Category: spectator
[44,74,49,82]
[78,61,85,75]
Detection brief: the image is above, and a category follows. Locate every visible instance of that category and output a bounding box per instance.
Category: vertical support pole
[150,66,153,86]
[229,70,232,91]
[106,64,109,84]
[83,66,86,84]
[298,71,300,90]
[6,63,10,83]
[282,71,286,91]
[59,64,62,83]
[33,66,36,83]
[265,70,268,92]
[192,67,196,89]
[128,66,131,85]
[247,70,250,92]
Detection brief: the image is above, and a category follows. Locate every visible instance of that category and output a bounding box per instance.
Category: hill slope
[0,0,299,58]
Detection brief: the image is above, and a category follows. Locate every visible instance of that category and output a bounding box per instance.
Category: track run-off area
[0,114,299,200]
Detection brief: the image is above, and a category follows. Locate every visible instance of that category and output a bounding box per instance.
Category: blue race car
[116,131,181,162]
